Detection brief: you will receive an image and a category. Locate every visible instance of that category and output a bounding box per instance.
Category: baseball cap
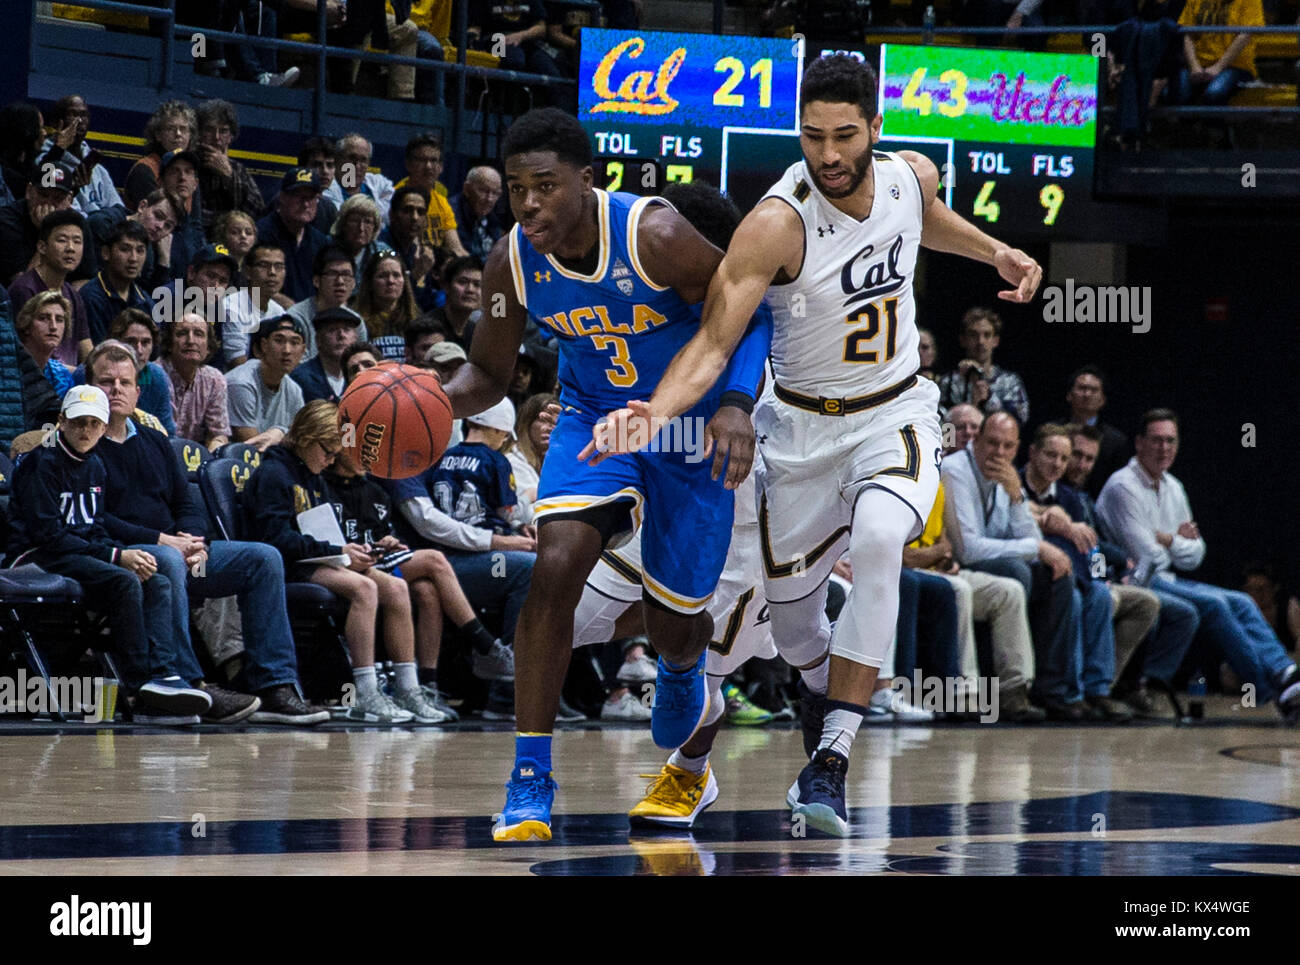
[159,149,200,172]
[311,306,362,330]
[424,341,467,365]
[61,385,110,424]
[280,167,323,194]
[466,397,516,435]
[29,155,79,194]
[254,314,308,345]
[190,243,240,276]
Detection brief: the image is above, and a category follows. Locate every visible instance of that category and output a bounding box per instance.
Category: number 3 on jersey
[591,335,639,387]
[844,297,900,364]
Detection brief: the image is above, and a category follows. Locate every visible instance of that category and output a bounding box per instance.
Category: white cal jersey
[762,153,925,398]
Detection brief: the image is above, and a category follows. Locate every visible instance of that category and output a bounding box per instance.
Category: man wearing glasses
[222,242,293,367]
[285,245,369,362]
[1098,409,1300,718]
[226,315,307,451]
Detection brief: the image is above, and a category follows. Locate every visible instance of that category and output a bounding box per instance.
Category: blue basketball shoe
[492,759,558,842]
[787,748,849,836]
[651,652,709,750]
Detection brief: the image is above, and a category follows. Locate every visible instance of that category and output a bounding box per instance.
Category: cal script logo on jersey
[841,235,907,307]
[590,36,686,115]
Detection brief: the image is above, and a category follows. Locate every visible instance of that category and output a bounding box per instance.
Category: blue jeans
[969,556,1078,703]
[1171,66,1251,105]
[141,541,301,692]
[1153,576,1294,701]
[1142,588,1199,684]
[1077,580,1116,699]
[896,569,961,680]
[415,29,444,103]
[443,549,535,644]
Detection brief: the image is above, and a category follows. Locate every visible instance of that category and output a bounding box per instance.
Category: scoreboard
[577,27,803,192]
[578,31,1104,240]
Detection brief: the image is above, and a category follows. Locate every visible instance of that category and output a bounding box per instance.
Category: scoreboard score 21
[577,27,803,192]
[578,30,1102,240]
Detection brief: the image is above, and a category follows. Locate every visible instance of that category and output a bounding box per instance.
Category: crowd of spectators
[0,76,1295,729]
[0,91,571,725]
[859,324,1300,725]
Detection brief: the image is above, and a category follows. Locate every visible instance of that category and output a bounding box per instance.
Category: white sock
[800,656,830,695]
[668,749,710,775]
[393,661,419,693]
[354,666,378,698]
[817,707,864,758]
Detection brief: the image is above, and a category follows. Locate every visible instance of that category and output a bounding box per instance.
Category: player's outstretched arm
[578,201,795,463]
[442,236,527,418]
[902,150,1043,304]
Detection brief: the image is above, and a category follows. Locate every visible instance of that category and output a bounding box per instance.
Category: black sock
[418,667,438,687]
[459,617,498,655]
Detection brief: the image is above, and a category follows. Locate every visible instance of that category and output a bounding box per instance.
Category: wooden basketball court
[1,705,1297,876]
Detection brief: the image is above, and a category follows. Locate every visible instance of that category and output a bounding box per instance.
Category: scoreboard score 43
[577,31,1102,240]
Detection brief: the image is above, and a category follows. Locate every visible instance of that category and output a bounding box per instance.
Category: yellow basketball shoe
[628,762,719,829]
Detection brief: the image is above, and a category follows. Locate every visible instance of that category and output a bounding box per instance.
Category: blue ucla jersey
[507,189,711,415]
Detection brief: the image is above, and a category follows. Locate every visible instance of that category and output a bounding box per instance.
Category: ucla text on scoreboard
[578,28,803,165]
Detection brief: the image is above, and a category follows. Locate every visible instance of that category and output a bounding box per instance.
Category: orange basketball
[338,362,453,479]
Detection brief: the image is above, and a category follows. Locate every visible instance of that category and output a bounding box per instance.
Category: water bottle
[1187,673,1206,720]
[923,6,935,45]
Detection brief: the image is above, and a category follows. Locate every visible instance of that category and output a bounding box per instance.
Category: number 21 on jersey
[843,297,899,364]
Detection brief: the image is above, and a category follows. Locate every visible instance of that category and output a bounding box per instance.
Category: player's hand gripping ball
[338,362,454,479]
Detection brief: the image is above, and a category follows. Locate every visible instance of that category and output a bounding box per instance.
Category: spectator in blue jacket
[86,341,330,725]
[6,384,211,720]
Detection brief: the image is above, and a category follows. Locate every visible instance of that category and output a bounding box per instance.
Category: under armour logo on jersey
[757,433,768,445]
[817,224,835,237]
[534,270,551,283]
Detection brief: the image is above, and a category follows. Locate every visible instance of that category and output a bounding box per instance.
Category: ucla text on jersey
[508,189,716,414]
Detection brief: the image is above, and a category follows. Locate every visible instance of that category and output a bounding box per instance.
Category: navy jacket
[242,443,341,564]
[98,420,210,543]
[7,433,123,566]
[79,272,156,346]
[290,356,343,404]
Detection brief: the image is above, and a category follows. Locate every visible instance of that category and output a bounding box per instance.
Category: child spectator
[241,400,445,723]
[7,384,212,720]
[429,398,519,535]
[327,448,513,715]
[212,210,258,278]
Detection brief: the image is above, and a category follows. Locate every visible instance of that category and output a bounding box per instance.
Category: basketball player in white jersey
[586,54,1042,835]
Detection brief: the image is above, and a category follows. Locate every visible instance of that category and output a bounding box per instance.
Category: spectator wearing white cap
[6,385,213,722]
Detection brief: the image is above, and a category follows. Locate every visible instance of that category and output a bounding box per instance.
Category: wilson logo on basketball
[360,423,387,470]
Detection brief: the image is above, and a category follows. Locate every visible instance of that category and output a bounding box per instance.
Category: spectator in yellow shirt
[1172,0,1263,104]
[392,133,469,262]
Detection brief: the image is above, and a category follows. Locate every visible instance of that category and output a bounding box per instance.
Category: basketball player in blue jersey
[594,55,1043,836]
[440,108,770,842]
